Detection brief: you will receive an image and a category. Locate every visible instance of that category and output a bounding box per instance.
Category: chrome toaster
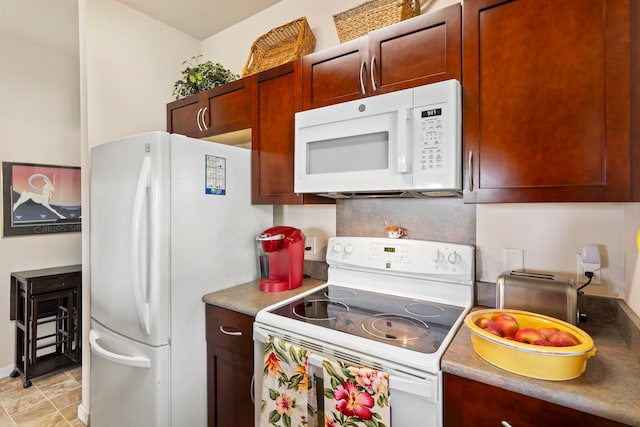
[496,271,581,325]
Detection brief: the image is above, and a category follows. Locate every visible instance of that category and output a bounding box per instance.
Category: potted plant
[172,55,239,100]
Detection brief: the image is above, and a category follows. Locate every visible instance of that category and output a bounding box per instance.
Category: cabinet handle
[501,422,513,427]
[219,325,242,336]
[468,150,474,192]
[370,55,377,92]
[196,108,203,132]
[359,61,366,95]
[250,374,255,404]
[202,107,209,130]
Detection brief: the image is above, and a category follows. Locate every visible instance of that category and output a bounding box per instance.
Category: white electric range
[253,236,475,427]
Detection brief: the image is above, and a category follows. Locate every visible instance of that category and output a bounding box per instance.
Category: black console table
[10,265,82,387]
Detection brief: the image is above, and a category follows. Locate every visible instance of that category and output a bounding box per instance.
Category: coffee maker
[256,226,305,292]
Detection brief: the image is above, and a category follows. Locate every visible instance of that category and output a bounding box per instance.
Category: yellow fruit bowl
[465,309,596,381]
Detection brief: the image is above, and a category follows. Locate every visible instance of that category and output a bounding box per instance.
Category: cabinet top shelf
[11,265,82,281]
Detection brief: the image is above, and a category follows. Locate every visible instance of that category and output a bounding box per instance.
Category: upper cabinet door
[463,0,634,203]
[301,37,369,110]
[203,78,252,136]
[166,93,203,137]
[369,3,461,94]
[251,61,332,205]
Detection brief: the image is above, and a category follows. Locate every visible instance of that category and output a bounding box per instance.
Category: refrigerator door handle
[131,154,151,335]
[89,330,151,368]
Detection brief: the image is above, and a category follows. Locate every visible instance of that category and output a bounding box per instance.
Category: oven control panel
[327,236,474,281]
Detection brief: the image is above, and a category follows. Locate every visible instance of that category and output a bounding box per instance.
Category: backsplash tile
[336,197,476,245]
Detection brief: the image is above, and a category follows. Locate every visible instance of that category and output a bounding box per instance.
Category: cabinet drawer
[28,274,80,295]
[206,305,254,357]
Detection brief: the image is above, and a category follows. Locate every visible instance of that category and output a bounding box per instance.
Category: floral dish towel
[322,358,390,427]
[261,335,317,427]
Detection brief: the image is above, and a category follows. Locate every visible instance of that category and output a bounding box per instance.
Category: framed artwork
[2,162,81,236]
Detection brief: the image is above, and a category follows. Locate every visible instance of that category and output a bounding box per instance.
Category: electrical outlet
[503,248,524,272]
[305,236,317,255]
[576,254,601,285]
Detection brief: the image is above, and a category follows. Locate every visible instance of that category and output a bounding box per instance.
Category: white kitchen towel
[261,335,317,427]
[322,358,391,427]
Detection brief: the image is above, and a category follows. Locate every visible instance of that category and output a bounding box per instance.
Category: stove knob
[344,244,354,254]
[448,251,462,265]
[332,243,343,253]
[431,250,444,263]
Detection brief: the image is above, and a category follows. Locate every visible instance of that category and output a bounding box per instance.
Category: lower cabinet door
[444,373,630,427]
[207,346,254,427]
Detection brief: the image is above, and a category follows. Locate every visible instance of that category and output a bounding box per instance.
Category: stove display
[269,285,464,354]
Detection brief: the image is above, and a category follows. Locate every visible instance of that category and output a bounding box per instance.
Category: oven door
[254,324,442,427]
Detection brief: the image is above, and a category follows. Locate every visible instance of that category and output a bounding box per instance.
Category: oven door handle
[307,354,434,400]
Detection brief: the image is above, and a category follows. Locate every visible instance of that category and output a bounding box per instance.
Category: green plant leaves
[172,55,239,100]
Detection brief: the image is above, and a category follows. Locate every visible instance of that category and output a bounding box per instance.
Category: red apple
[484,326,504,337]
[475,318,502,333]
[538,327,560,340]
[547,330,581,347]
[532,339,554,346]
[493,313,520,337]
[514,327,544,344]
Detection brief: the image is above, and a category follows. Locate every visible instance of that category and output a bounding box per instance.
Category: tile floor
[0,367,84,427]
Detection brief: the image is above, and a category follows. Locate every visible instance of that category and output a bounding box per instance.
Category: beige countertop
[202,278,326,317]
[442,313,640,426]
[203,282,640,426]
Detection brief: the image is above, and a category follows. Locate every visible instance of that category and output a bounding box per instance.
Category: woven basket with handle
[242,17,316,77]
[333,0,422,43]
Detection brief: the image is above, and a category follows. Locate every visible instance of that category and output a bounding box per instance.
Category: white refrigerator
[89,132,272,427]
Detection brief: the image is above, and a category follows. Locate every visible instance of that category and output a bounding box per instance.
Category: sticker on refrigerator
[205,155,226,195]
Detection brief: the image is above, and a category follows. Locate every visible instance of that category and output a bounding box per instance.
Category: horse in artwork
[13,173,66,219]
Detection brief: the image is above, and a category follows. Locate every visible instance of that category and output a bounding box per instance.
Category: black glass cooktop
[269,285,464,354]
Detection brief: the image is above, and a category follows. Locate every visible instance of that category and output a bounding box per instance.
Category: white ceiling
[119,0,282,40]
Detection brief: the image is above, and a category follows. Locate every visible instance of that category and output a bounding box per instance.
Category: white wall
[477,203,640,314]
[0,31,82,376]
[86,0,201,147]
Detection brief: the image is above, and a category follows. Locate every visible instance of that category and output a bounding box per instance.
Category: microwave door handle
[397,108,411,173]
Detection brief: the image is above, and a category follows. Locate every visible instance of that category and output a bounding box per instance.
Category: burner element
[324,288,358,300]
[404,303,446,318]
[292,299,349,321]
[362,314,430,342]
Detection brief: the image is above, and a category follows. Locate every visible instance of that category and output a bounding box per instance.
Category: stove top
[269,285,464,354]
[255,236,475,373]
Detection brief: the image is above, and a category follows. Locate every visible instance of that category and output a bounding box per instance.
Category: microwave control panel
[412,79,461,191]
[416,104,447,171]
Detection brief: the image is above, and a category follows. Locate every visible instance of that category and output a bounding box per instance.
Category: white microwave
[294,79,461,198]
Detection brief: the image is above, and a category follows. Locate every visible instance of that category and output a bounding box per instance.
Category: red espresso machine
[256,226,305,292]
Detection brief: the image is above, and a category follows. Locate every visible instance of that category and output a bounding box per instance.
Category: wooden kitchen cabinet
[463,0,637,203]
[205,304,254,427]
[302,4,461,110]
[166,77,251,138]
[443,373,631,427]
[251,61,332,204]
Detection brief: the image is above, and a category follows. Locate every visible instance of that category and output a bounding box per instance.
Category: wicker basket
[333,0,421,43]
[242,17,316,77]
